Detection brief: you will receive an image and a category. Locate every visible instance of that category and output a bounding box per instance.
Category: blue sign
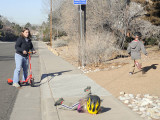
[74,0,87,5]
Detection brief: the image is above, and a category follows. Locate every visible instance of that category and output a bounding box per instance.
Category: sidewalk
[39,41,143,120]
[10,42,41,120]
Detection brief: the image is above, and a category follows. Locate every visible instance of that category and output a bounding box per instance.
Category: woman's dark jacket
[15,36,35,57]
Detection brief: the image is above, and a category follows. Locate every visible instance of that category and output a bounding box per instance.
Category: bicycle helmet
[87,95,101,114]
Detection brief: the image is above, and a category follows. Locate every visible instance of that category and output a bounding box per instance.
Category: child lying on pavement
[54,86,101,114]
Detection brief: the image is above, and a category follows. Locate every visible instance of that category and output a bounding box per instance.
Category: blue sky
[0,0,48,25]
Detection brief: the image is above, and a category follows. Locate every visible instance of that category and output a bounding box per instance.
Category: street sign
[74,0,87,5]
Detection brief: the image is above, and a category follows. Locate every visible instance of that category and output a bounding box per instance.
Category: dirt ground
[53,45,160,98]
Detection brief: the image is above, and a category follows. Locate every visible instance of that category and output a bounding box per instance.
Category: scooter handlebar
[28,51,36,54]
[28,52,32,54]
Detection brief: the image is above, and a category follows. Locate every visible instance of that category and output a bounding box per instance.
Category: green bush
[43,35,50,42]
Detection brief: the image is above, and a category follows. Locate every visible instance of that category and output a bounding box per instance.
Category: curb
[39,42,60,120]
[47,46,59,56]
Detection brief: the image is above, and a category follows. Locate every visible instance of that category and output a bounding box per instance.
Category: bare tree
[46,0,160,66]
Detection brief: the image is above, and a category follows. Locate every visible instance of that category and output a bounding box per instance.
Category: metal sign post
[74,0,87,67]
[79,5,84,66]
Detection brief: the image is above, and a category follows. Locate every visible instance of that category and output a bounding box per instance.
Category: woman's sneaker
[13,83,20,88]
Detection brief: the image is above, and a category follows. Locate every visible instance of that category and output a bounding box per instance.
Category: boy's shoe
[84,86,91,95]
[84,86,91,92]
[54,98,64,106]
[12,83,20,88]
[142,70,145,74]
[129,72,133,75]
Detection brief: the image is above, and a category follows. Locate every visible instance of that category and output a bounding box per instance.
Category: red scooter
[7,52,34,87]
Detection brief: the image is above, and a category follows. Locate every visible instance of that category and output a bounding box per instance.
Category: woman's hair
[20,27,32,39]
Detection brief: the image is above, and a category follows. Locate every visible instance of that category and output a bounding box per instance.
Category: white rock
[111,66,115,68]
[144,94,150,98]
[148,104,154,108]
[124,94,130,99]
[137,112,143,115]
[141,114,146,118]
[154,109,160,113]
[124,100,129,104]
[146,116,152,120]
[152,96,159,99]
[131,103,136,107]
[120,91,125,95]
[124,94,128,97]
[128,104,133,108]
[118,96,126,101]
[151,115,160,120]
[139,107,146,112]
[141,101,149,106]
[151,103,158,107]
[129,94,134,98]
[132,108,138,111]
[136,94,141,98]
[119,93,160,119]
[157,112,160,117]
[146,111,151,116]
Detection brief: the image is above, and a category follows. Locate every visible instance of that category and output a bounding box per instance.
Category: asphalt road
[0,42,18,120]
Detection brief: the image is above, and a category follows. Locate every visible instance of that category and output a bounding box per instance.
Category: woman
[12,28,36,88]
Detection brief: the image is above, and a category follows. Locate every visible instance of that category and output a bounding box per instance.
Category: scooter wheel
[7,79,13,85]
[7,81,13,85]
[30,78,34,87]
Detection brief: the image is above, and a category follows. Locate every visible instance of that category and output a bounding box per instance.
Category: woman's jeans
[13,53,28,83]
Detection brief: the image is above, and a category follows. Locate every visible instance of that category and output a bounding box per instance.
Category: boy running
[127,32,147,75]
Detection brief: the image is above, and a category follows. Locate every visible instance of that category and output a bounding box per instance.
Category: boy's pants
[59,90,90,110]
[130,59,142,73]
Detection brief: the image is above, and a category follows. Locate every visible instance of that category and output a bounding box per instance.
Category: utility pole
[50,0,52,47]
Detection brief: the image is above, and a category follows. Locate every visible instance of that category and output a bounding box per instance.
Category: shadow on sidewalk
[21,70,72,87]
[142,64,158,74]
[100,107,111,114]
[0,56,14,61]
[106,55,129,62]
[134,64,158,75]
[39,70,72,86]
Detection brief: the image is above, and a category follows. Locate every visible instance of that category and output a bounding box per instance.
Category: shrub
[145,37,158,45]
[84,32,117,65]
[53,40,68,48]
[43,36,50,42]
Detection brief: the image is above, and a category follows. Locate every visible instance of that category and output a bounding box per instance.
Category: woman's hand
[32,51,36,54]
[23,50,27,54]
